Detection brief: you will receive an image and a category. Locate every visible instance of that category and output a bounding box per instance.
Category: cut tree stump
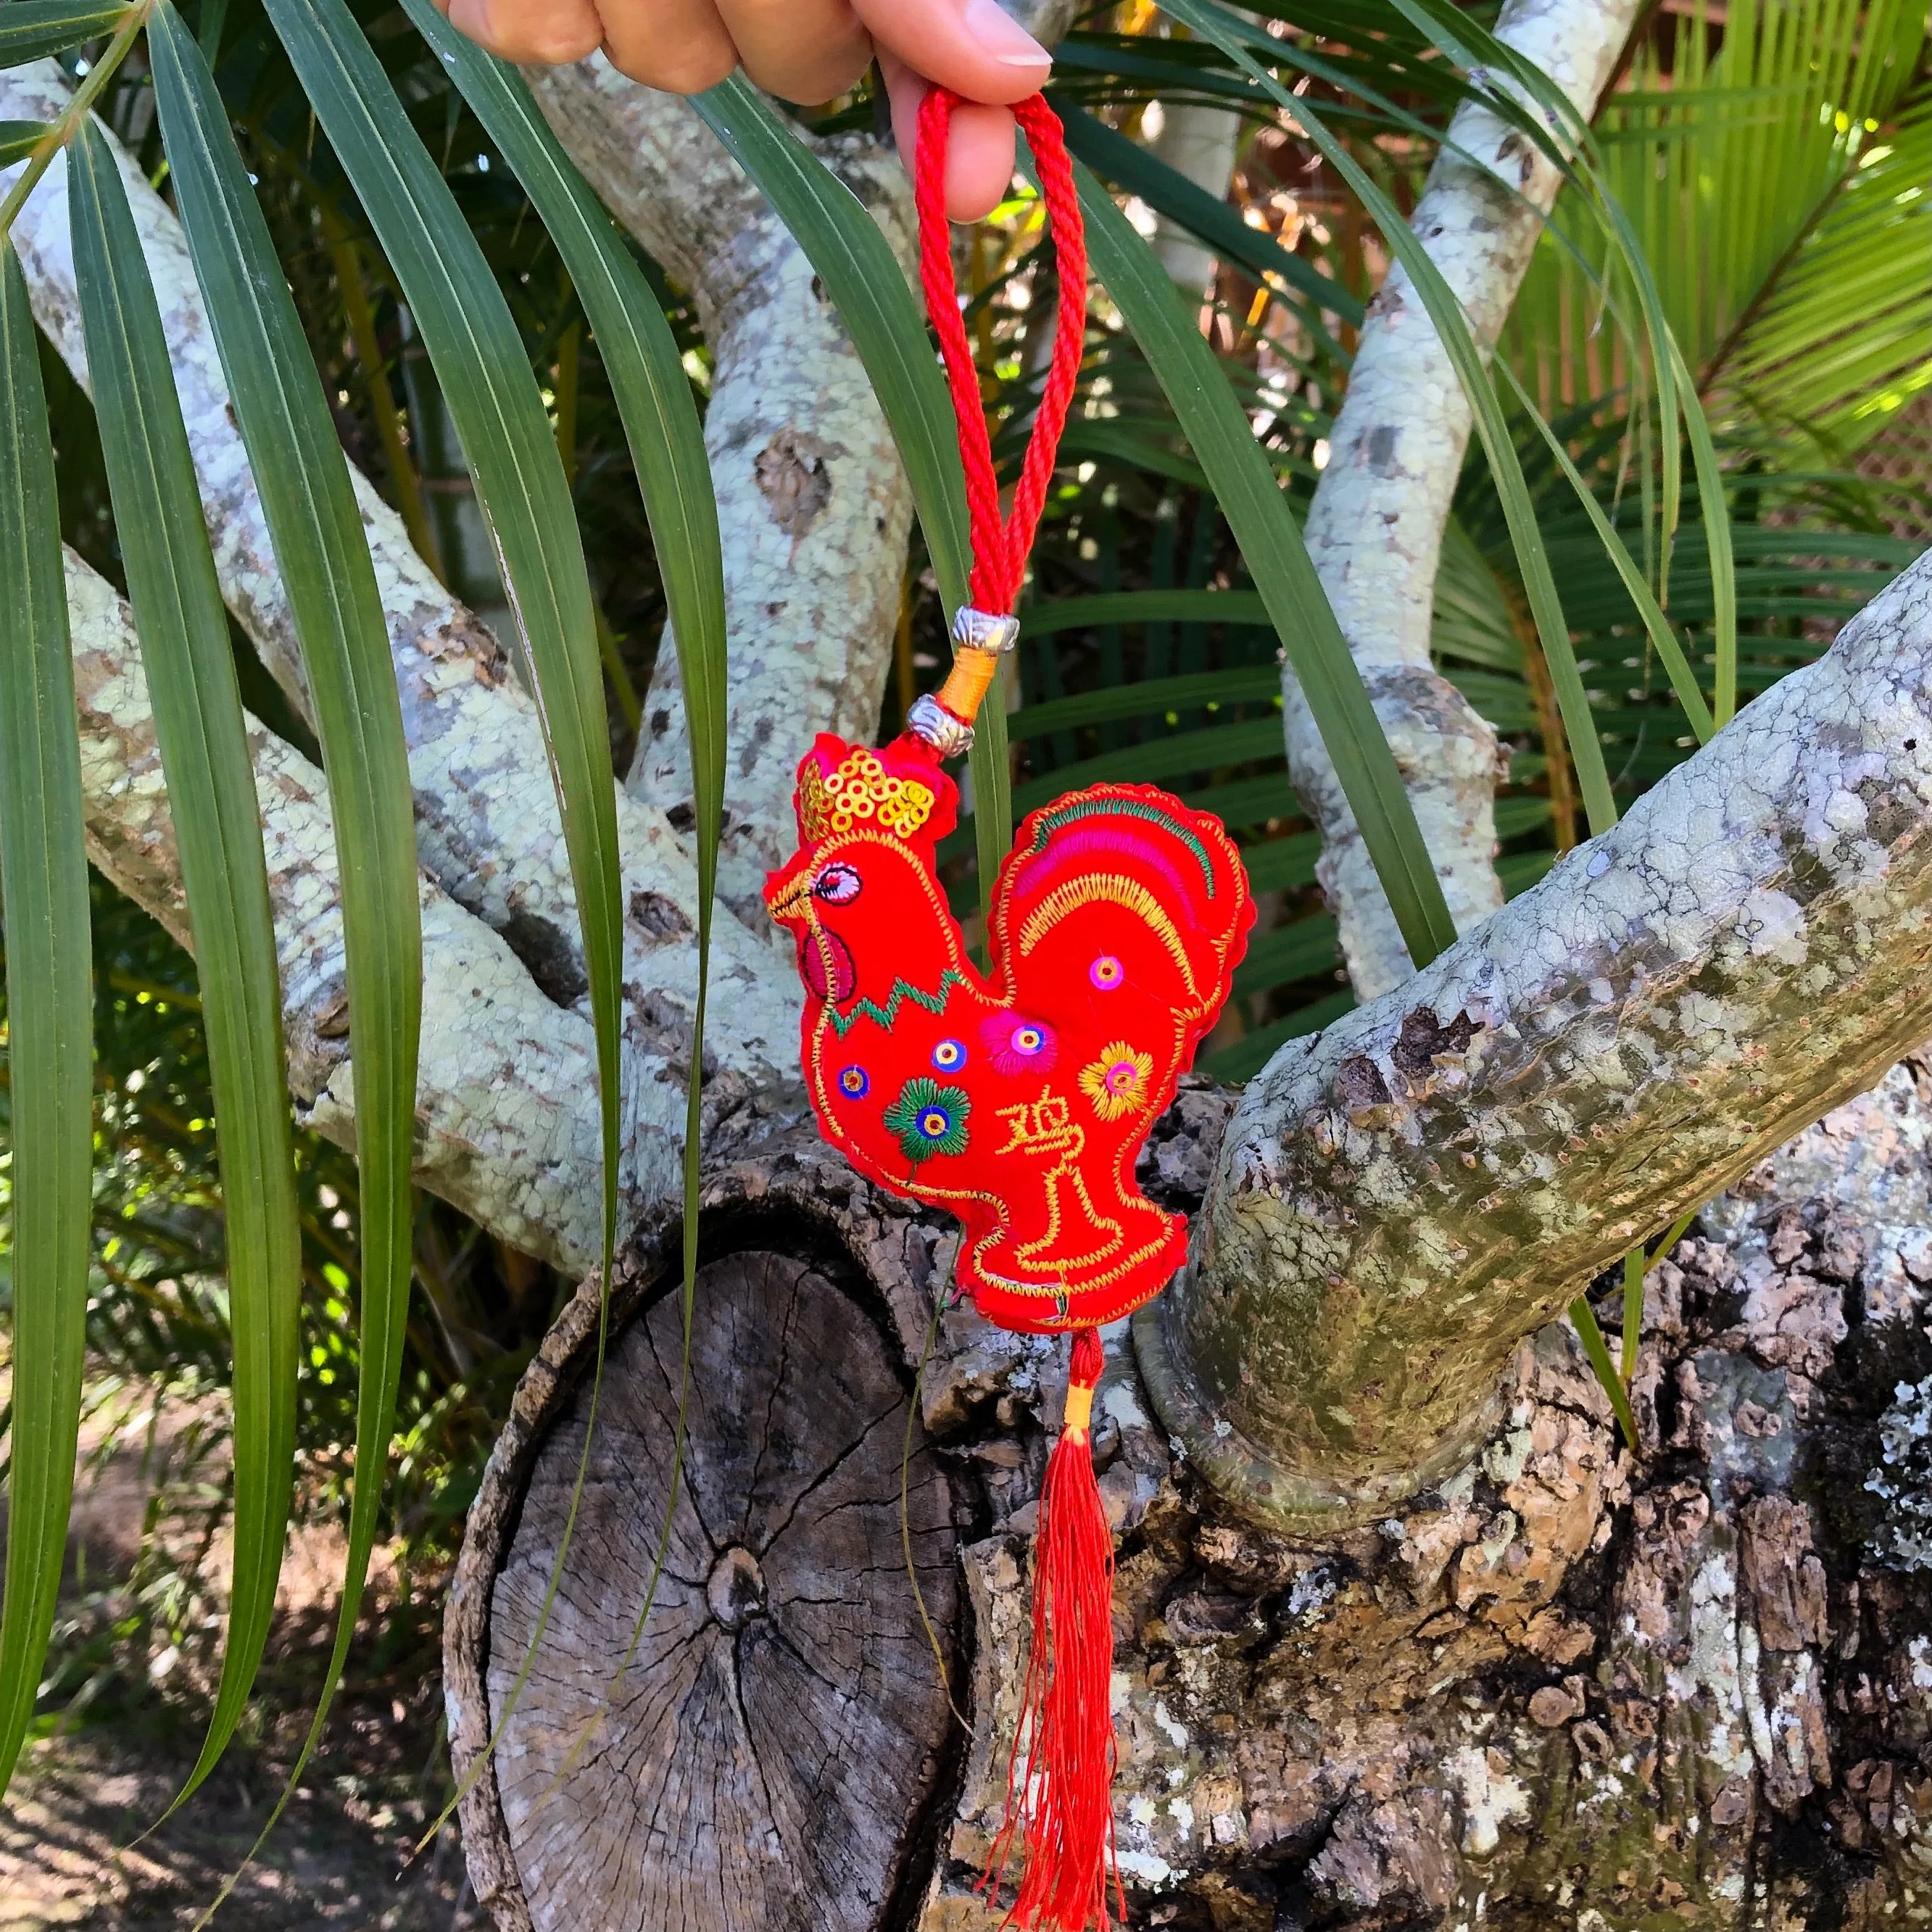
[446,1193,963,1932]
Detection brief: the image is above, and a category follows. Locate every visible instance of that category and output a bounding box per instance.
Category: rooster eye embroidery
[813,862,862,905]
[1089,954,1124,990]
[882,1077,971,1163]
[837,1066,870,1098]
[932,1037,967,1072]
[1079,1042,1154,1122]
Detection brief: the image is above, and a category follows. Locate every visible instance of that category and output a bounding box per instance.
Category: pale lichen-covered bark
[525,59,916,913]
[1151,547,1932,1526]
[0,66,798,1105]
[1146,98,1243,294]
[1282,0,1645,998]
[63,552,622,1270]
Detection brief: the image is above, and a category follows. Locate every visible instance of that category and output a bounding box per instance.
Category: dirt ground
[0,1380,484,1931]
[0,1721,481,1931]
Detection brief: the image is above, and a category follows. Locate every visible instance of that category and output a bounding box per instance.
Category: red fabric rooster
[764,731,1254,1335]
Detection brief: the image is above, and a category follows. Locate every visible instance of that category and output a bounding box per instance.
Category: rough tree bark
[449,1068,1932,1927]
[1152,556,1932,1525]
[1282,0,1646,998]
[521,57,917,916]
[7,4,1931,1923]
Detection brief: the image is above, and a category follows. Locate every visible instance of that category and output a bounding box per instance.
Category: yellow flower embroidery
[1079,1042,1154,1122]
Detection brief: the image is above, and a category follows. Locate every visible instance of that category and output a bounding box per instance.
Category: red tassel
[984,1327,1124,1932]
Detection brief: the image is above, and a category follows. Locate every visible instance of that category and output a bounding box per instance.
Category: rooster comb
[793,734,956,849]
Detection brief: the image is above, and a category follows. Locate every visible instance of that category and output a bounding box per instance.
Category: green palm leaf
[146,0,420,1836]
[407,0,726,903]
[0,0,126,67]
[1509,0,1928,463]
[404,0,731,1816]
[1071,150,1459,966]
[0,240,93,1803]
[0,122,47,165]
[68,121,304,1802]
[1020,589,1272,641]
[1713,86,1931,457]
[1052,93,1360,351]
[1167,0,1622,837]
[262,0,623,1288]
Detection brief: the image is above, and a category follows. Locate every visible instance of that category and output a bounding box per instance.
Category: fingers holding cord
[711,0,874,103]
[441,0,605,66]
[594,0,740,91]
[864,0,1048,220]
[443,0,1053,219]
[879,54,1017,222]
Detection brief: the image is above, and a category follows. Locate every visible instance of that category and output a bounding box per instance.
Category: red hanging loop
[915,88,1088,618]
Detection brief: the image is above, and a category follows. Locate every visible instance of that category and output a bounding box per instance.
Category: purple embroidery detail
[1013,824,1195,911]
[979,1011,1061,1076]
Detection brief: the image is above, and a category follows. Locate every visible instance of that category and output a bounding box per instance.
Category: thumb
[857,0,1051,103]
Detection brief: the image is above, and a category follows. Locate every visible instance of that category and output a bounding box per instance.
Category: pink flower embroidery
[979,1010,1060,1077]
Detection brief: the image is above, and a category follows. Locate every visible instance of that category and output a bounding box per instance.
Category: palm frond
[1508,0,1929,460]
[1712,84,1931,460]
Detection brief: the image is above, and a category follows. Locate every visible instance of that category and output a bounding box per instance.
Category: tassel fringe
[984,1326,1123,1932]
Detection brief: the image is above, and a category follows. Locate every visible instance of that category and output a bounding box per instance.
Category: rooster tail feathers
[995,785,1255,1008]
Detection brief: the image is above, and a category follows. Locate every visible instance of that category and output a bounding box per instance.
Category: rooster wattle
[763,730,1254,1335]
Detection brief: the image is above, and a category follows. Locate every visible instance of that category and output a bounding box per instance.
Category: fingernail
[962,0,1050,67]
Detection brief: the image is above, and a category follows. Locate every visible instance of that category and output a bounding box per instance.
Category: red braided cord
[916,88,1088,617]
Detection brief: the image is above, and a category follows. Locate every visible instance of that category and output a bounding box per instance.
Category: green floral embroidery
[882,1077,970,1164]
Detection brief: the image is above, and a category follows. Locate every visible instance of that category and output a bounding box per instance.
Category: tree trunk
[447,1077,1932,1928]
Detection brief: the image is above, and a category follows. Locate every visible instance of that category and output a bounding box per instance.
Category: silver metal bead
[906,693,975,758]
[950,606,1020,655]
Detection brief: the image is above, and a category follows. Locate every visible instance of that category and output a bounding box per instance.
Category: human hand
[437,0,1051,220]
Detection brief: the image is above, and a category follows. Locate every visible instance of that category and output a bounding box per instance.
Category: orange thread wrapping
[1061,1380,1095,1440]
[937,645,1003,730]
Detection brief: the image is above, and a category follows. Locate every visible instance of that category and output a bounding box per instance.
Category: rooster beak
[766,871,813,925]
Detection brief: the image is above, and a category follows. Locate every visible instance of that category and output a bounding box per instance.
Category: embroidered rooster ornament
[766,728,1252,1930]
[765,731,1254,1334]
[760,83,1255,1932]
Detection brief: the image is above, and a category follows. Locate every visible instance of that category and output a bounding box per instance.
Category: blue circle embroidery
[837,1065,870,1098]
[932,1037,968,1072]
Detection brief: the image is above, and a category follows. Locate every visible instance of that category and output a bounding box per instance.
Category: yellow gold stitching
[1016,871,1198,995]
[800,747,937,843]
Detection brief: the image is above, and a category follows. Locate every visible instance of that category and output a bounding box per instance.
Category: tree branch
[1283,0,1644,999]
[1146,546,1932,1527]
[523,59,917,913]
[65,550,626,1272]
[0,63,798,1108]
[1146,96,1244,294]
